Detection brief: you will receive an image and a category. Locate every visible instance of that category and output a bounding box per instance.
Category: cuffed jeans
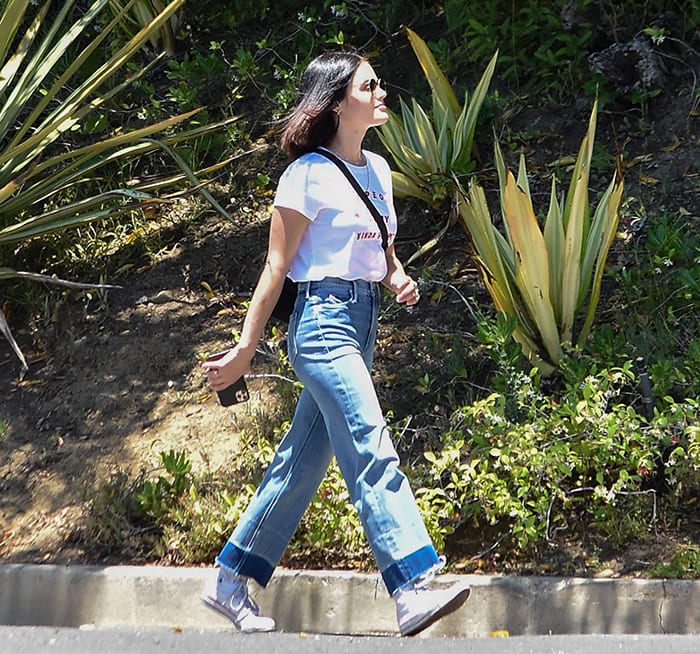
[217,277,439,595]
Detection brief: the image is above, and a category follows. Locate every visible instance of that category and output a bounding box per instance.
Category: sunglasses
[368,78,386,94]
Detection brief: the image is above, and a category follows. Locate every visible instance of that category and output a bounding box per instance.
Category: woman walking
[202,50,470,637]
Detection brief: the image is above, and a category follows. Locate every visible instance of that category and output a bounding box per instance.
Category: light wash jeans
[217,277,439,595]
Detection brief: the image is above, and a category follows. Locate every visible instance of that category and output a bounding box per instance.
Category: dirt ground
[1,86,698,571]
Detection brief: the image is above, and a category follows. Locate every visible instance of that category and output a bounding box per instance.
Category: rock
[588,34,667,94]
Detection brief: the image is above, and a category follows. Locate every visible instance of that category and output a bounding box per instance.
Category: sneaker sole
[201,594,240,627]
[201,594,275,633]
[400,584,471,637]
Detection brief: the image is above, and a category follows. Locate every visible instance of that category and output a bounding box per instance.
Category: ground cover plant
[1,1,699,579]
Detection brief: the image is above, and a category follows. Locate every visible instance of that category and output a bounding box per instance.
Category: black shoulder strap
[312,148,389,250]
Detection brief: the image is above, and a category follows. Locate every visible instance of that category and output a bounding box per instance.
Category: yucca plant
[457,100,624,375]
[107,0,182,55]
[377,28,497,262]
[0,0,238,372]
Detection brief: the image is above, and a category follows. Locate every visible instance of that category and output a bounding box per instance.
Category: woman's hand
[384,270,420,306]
[382,245,420,306]
[201,206,309,396]
[202,345,254,392]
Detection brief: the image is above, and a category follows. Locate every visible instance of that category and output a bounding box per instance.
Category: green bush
[81,468,153,557]
[411,331,700,556]
[649,544,700,579]
[86,425,371,566]
[610,212,700,402]
[162,433,275,563]
[434,0,700,101]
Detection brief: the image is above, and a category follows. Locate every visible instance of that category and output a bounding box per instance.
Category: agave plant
[0,0,238,372]
[107,0,182,55]
[377,28,497,261]
[457,100,624,375]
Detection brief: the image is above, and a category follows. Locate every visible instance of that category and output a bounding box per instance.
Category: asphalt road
[2,628,700,654]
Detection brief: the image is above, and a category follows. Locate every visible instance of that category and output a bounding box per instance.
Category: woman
[201,50,470,637]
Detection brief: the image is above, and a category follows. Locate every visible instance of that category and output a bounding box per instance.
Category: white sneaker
[394,560,470,637]
[201,568,276,633]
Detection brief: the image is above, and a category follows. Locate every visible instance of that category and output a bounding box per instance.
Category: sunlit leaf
[406,27,461,120]
[639,173,660,185]
[377,31,497,262]
[503,172,561,364]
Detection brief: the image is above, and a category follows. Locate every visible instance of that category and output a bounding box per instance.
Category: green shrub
[162,433,275,563]
[649,545,700,579]
[440,0,592,100]
[458,100,623,375]
[610,212,700,402]
[137,449,194,521]
[412,341,700,557]
[435,0,700,101]
[81,468,153,557]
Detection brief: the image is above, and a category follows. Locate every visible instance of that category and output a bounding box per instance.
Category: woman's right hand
[202,345,253,392]
[201,206,308,394]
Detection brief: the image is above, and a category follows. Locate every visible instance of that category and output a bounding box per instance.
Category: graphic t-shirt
[273,148,397,282]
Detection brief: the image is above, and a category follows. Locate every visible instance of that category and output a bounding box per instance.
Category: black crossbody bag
[270,148,389,322]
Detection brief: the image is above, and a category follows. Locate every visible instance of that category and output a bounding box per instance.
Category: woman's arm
[382,244,420,306]
[203,206,309,391]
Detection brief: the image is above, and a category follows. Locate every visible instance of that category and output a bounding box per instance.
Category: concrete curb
[1,564,699,637]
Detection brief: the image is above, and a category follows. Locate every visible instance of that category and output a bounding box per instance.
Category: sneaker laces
[414,555,446,588]
[230,581,261,617]
[396,555,446,595]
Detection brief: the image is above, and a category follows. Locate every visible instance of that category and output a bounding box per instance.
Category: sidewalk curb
[1,564,699,637]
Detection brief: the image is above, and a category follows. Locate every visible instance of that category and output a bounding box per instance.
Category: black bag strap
[312,148,389,250]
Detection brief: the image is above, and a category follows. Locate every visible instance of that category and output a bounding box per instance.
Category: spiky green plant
[377,28,497,262]
[107,0,182,55]
[457,100,624,374]
[0,0,237,372]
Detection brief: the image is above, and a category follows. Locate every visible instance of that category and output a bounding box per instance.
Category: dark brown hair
[280,51,365,160]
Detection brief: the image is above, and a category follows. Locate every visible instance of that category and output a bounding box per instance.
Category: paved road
[2,628,700,654]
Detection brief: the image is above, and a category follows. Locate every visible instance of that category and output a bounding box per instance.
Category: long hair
[280,51,365,160]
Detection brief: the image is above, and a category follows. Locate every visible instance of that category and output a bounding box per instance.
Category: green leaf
[406,27,461,120]
[503,171,562,365]
[452,50,498,167]
[544,177,565,324]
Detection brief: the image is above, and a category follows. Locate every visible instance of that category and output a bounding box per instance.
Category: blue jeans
[216,277,439,595]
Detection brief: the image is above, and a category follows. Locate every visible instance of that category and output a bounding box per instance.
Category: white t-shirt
[273,148,397,282]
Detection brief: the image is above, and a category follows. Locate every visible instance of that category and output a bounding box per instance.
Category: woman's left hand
[383,246,420,306]
[387,273,420,306]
